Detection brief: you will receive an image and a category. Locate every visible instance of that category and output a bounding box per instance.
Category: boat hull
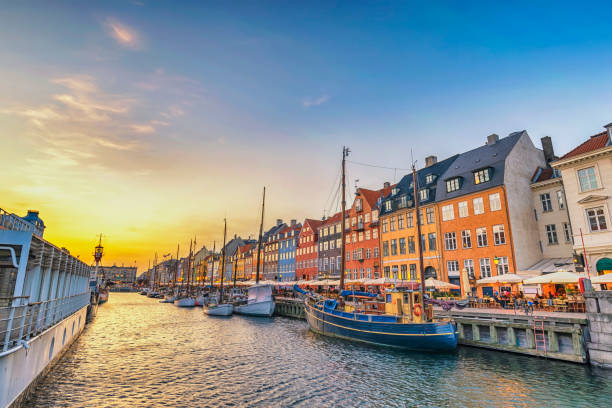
[204,303,233,316]
[304,302,457,351]
[176,298,196,307]
[194,296,207,307]
[234,300,275,317]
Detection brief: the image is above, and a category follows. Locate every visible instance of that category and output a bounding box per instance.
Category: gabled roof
[435,131,524,202]
[559,131,610,160]
[531,167,558,183]
[302,218,323,234]
[320,210,348,227]
[356,185,394,210]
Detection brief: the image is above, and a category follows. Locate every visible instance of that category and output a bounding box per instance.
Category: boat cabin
[384,290,433,323]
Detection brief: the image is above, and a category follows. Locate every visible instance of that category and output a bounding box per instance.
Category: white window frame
[489,193,501,211]
[577,166,599,192]
[473,197,484,215]
[442,204,455,221]
[458,201,469,218]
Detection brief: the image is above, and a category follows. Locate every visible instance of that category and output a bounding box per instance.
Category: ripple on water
[24,294,612,408]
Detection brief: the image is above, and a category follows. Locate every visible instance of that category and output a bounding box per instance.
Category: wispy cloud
[104,18,141,49]
[302,94,329,108]
[129,124,156,134]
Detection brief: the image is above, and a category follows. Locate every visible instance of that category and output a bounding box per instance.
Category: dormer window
[384,200,392,212]
[425,174,435,184]
[474,168,491,185]
[399,195,407,208]
[446,177,461,193]
[391,187,399,196]
[355,198,363,212]
[419,189,429,201]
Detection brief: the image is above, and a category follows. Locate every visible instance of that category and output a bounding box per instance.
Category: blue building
[278,220,301,281]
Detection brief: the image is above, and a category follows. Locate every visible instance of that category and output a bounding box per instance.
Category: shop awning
[519,257,576,275]
[476,274,528,285]
[596,258,612,272]
[523,271,587,285]
[591,274,612,284]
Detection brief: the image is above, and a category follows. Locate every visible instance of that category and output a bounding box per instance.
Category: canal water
[26,293,611,407]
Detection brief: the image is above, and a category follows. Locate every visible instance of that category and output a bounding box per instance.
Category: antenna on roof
[354,178,360,191]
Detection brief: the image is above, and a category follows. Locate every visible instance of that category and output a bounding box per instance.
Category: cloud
[95,138,139,151]
[104,18,141,49]
[52,76,98,93]
[129,124,155,134]
[302,94,329,108]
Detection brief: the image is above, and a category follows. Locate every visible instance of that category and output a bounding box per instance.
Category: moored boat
[176,296,196,307]
[204,302,233,316]
[234,284,275,317]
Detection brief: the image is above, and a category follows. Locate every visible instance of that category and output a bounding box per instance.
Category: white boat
[194,295,207,306]
[176,297,196,307]
[204,302,234,316]
[159,296,175,303]
[234,284,275,317]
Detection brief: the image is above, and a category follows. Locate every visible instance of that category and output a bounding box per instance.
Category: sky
[2,1,612,270]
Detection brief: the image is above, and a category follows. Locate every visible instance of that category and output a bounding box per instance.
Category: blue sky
[1,1,611,266]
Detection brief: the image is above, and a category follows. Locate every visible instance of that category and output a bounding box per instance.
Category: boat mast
[339,146,350,291]
[187,239,193,296]
[210,241,216,288]
[174,243,179,289]
[255,187,265,284]
[233,256,238,288]
[220,219,227,300]
[412,163,426,319]
[152,252,158,290]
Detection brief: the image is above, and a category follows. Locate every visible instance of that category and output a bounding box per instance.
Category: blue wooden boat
[303,297,457,351]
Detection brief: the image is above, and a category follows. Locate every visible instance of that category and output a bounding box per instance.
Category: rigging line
[347,160,412,171]
[327,181,341,217]
[323,167,342,216]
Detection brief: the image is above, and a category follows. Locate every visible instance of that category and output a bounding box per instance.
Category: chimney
[425,155,437,167]
[383,182,390,189]
[276,219,282,226]
[487,134,499,145]
[291,219,296,226]
[604,122,612,143]
[541,136,556,164]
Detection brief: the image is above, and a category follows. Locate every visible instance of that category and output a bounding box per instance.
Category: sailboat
[177,239,196,307]
[204,219,234,316]
[300,147,458,351]
[234,187,275,317]
[161,245,179,303]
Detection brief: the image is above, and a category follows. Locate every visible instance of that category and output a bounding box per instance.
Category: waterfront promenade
[24,294,612,407]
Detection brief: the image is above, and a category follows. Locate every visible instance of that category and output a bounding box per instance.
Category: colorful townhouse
[296,218,323,280]
[263,220,287,280]
[379,156,457,282]
[552,123,612,275]
[345,185,391,280]
[317,211,344,279]
[278,220,301,281]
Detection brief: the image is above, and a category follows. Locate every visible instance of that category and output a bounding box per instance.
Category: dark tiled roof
[380,154,459,215]
[303,218,323,233]
[435,131,524,202]
[559,131,609,160]
[531,167,554,183]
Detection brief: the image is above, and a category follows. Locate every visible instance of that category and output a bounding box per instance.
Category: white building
[552,123,612,275]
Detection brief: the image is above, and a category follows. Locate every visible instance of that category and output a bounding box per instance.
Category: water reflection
[26,294,612,407]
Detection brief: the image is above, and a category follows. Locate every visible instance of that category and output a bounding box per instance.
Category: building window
[373,229,378,239]
[578,167,598,191]
[408,236,415,254]
[473,197,484,215]
[586,207,608,232]
[384,266,390,278]
[474,168,491,184]
[407,212,414,228]
[546,224,558,245]
[446,178,460,193]
[355,198,363,212]
[496,256,509,275]
[384,201,392,212]
[365,230,371,240]
[400,264,407,280]
[442,204,454,221]
[419,189,429,201]
[366,248,371,259]
[447,260,459,275]
[409,264,417,280]
[489,193,501,211]
[382,219,388,233]
[399,238,406,255]
[428,233,436,251]
[398,214,404,229]
[556,191,564,210]
[425,174,434,184]
[540,193,553,212]
[461,230,472,249]
[366,268,372,279]
[479,258,492,278]
[373,247,379,258]
[372,210,379,222]
[563,223,572,243]
[476,227,488,247]
[444,232,457,250]
[365,212,371,223]
[493,225,506,245]
[390,216,396,231]
[358,232,364,242]
[399,195,407,208]
[419,209,424,226]
[464,259,474,278]
[458,201,469,218]
[391,239,398,255]
[426,207,435,224]
[383,241,389,257]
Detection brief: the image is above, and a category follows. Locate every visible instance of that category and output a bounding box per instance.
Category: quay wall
[274,298,305,319]
[435,309,589,364]
[584,290,612,368]
[0,306,88,408]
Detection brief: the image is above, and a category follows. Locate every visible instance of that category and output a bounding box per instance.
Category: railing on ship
[0,292,90,353]
[0,208,44,237]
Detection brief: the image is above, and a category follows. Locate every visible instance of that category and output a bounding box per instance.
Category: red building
[295,218,323,280]
[345,185,393,280]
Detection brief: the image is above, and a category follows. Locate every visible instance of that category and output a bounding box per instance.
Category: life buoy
[413,303,422,317]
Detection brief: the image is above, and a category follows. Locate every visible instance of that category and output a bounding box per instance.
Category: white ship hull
[194,296,207,307]
[204,303,233,316]
[234,300,275,317]
[176,297,196,307]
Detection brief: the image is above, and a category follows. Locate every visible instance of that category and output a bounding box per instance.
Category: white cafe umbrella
[425,277,460,290]
[523,271,586,285]
[476,274,527,285]
[591,274,612,284]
